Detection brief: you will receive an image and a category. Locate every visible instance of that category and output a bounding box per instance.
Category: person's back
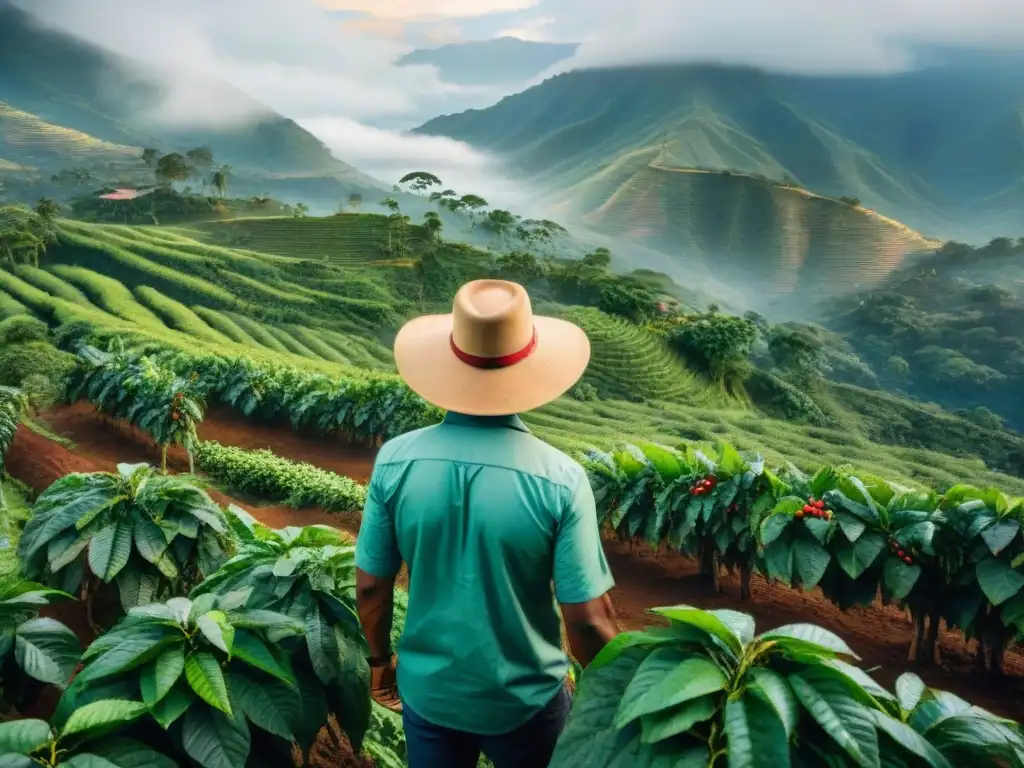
[360,412,612,729]
[354,279,619,767]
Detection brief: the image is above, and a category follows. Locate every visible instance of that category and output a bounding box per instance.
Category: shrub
[18,464,232,612]
[194,441,367,511]
[52,320,96,351]
[571,382,599,402]
[0,342,76,389]
[0,315,48,345]
[745,369,832,426]
[20,372,61,412]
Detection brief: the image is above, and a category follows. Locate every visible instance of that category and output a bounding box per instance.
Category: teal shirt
[355,412,614,734]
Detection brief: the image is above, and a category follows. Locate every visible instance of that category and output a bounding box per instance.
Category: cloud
[497,17,557,42]
[543,0,1024,74]
[315,0,541,21]
[298,117,534,210]
[19,0,502,127]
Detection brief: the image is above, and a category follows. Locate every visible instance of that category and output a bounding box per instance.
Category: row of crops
[63,342,1024,677]
[0,434,1021,766]
[3,253,396,369]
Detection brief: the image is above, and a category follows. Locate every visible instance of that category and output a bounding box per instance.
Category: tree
[35,196,60,222]
[154,152,191,186]
[481,209,518,242]
[459,194,488,215]
[768,328,828,386]
[186,146,214,190]
[496,251,545,283]
[347,193,362,211]
[399,170,443,193]
[210,167,229,198]
[668,312,759,386]
[597,281,659,324]
[140,147,159,168]
[582,247,612,270]
[293,202,309,218]
[423,210,443,244]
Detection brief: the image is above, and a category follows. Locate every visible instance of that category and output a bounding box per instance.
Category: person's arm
[356,568,396,661]
[555,470,620,667]
[354,464,403,711]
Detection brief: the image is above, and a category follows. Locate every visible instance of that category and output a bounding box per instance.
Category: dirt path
[11,404,1024,721]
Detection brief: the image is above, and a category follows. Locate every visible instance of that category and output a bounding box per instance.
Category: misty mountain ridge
[0,0,376,187]
[397,37,579,86]
[416,61,1024,243]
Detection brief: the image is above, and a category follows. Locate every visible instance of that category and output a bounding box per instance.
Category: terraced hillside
[192,214,429,264]
[0,221,398,373]
[0,102,140,172]
[580,166,938,298]
[561,307,715,404]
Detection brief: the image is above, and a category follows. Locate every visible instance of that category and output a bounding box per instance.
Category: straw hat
[394,280,591,416]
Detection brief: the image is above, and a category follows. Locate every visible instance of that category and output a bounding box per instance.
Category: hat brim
[393,313,591,416]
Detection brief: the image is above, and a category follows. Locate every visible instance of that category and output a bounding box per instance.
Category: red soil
[9,403,1024,722]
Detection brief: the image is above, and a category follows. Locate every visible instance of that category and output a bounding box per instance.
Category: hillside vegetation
[416,62,1024,241]
[0,198,1023,494]
[578,164,937,298]
[0,1,378,188]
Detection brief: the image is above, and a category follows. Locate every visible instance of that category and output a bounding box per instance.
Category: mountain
[415,63,1024,243]
[397,37,578,86]
[0,0,377,189]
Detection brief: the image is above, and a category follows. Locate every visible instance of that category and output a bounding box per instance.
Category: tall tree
[347,193,362,211]
[155,153,191,186]
[423,211,443,244]
[140,148,159,168]
[294,202,309,218]
[210,164,231,198]
[399,171,443,193]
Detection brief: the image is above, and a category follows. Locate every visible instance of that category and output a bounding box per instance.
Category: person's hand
[369,655,402,713]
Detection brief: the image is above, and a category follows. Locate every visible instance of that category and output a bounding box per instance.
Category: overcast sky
[19,0,1024,203]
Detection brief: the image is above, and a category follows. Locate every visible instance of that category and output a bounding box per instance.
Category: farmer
[355,279,620,767]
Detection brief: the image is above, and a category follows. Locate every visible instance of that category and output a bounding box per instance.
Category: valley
[1,1,1024,766]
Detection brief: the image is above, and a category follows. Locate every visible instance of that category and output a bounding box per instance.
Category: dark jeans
[402,685,572,768]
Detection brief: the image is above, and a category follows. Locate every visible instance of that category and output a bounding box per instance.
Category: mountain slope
[397,37,578,85]
[416,63,1024,241]
[0,1,364,179]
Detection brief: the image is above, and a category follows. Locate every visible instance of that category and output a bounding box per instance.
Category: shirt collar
[442,412,531,433]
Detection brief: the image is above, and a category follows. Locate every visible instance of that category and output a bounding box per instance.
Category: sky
[18,0,1024,206]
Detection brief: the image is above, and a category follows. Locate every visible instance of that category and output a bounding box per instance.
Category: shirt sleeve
[355,464,402,578]
[553,470,615,604]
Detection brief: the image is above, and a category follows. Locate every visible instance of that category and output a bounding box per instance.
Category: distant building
[98,187,154,201]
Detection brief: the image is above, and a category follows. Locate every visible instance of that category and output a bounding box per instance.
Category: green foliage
[0,385,26,473]
[0,699,171,767]
[17,464,231,611]
[551,606,1023,767]
[64,343,205,468]
[190,508,370,755]
[584,439,1024,668]
[668,312,759,385]
[745,369,832,426]
[0,580,81,708]
[194,441,367,512]
[0,342,76,392]
[56,594,309,768]
[0,316,47,345]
